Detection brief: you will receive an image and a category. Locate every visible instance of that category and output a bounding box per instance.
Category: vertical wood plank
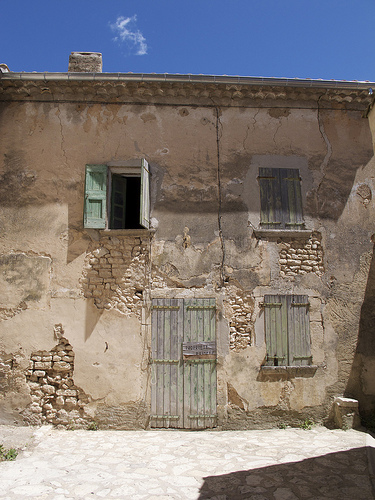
[163,299,171,427]
[196,299,205,429]
[207,298,217,428]
[183,299,192,429]
[150,298,158,425]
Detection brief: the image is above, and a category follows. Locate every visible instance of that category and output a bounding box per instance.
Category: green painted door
[150,298,217,429]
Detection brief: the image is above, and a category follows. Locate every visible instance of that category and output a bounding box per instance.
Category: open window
[258,167,304,230]
[263,294,312,367]
[84,159,150,230]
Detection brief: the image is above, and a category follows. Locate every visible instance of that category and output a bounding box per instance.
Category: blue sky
[1,0,374,81]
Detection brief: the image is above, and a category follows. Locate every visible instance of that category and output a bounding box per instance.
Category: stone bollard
[333,396,361,429]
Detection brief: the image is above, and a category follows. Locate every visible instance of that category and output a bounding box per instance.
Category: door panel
[151,298,217,429]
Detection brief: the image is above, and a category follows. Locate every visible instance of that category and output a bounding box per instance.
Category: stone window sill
[253,228,313,239]
[258,365,318,380]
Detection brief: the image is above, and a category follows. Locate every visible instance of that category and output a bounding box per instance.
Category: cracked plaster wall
[0,92,374,428]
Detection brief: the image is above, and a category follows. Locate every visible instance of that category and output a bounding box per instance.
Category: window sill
[253,228,313,239]
[258,365,318,380]
[98,228,155,236]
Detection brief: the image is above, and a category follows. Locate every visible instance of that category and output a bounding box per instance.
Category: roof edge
[1,71,374,91]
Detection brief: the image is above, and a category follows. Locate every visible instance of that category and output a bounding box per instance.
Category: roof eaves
[1,71,374,91]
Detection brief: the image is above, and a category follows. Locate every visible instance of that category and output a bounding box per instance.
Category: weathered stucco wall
[0,76,374,429]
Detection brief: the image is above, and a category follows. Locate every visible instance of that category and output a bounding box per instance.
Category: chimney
[68,52,102,73]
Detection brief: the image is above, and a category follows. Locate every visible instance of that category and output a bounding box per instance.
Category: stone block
[53,362,71,371]
[30,403,42,413]
[332,397,360,429]
[34,370,46,378]
[108,257,125,265]
[287,259,301,266]
[92,247,109,258]
[110,250,123,257]
[35,362,52,369]
[89,277,104,284]
[57,389,77,397]
[65,398,78,407]
[42,384,56,395]
[86,270,99,277]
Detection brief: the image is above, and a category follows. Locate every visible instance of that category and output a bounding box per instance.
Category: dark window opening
[110,175,142,229]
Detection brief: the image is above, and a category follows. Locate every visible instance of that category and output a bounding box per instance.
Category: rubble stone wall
[24,327,90,427]
[81,234,150,317]
[278,232,324,277]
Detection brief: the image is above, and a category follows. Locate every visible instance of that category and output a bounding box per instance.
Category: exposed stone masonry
[225,287,254,351]
[25,327,89,427]
[279,232,324,277]
[81,235,150,318]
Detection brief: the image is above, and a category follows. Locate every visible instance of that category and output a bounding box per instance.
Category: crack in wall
[56,105,68,169]
[215,107,225,287]
[242,125,250,152]
[272,119,282,149]
[316,93,332,194]
[251,109,260,134]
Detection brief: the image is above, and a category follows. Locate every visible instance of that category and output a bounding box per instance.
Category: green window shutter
[84,165,107,229]
[264,295,288,366]
[287,295,311,366]
[110,174,127,229]
[259,168,303,229]
[259,168,282,228]
[140,159,150,229]
[281,169,304,229]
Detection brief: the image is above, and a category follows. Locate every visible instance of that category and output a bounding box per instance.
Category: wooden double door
[150,298,217,429]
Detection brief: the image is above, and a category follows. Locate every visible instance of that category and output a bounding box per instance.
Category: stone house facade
[0,52,375,429]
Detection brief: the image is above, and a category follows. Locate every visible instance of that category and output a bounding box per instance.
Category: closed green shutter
[259,168,303,229]
[259,168,282,229]
[287,295,311,366]
[140,159,150,229]
[264,295,287,366]
[282,169,304,228]
[264,295,311,366]
[84,165,107,229]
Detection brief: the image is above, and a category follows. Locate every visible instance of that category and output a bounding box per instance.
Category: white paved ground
[0,425,374,499]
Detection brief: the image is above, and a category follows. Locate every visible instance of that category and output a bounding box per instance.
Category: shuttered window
[259,167,304,229]
[84,161,150,230]
[263,294,312,366]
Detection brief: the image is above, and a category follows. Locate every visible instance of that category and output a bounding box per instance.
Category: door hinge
[186,306,216,310]
[188,414,217,419]
[152,305,180,310]
[150,415,180,419]
[151,359,179,364]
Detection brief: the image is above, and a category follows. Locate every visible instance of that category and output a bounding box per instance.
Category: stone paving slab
[0,425,374,499]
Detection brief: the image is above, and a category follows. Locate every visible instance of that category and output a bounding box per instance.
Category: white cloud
[110,15,148,56]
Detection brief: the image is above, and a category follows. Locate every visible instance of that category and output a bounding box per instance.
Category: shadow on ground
[198,447,374,499]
